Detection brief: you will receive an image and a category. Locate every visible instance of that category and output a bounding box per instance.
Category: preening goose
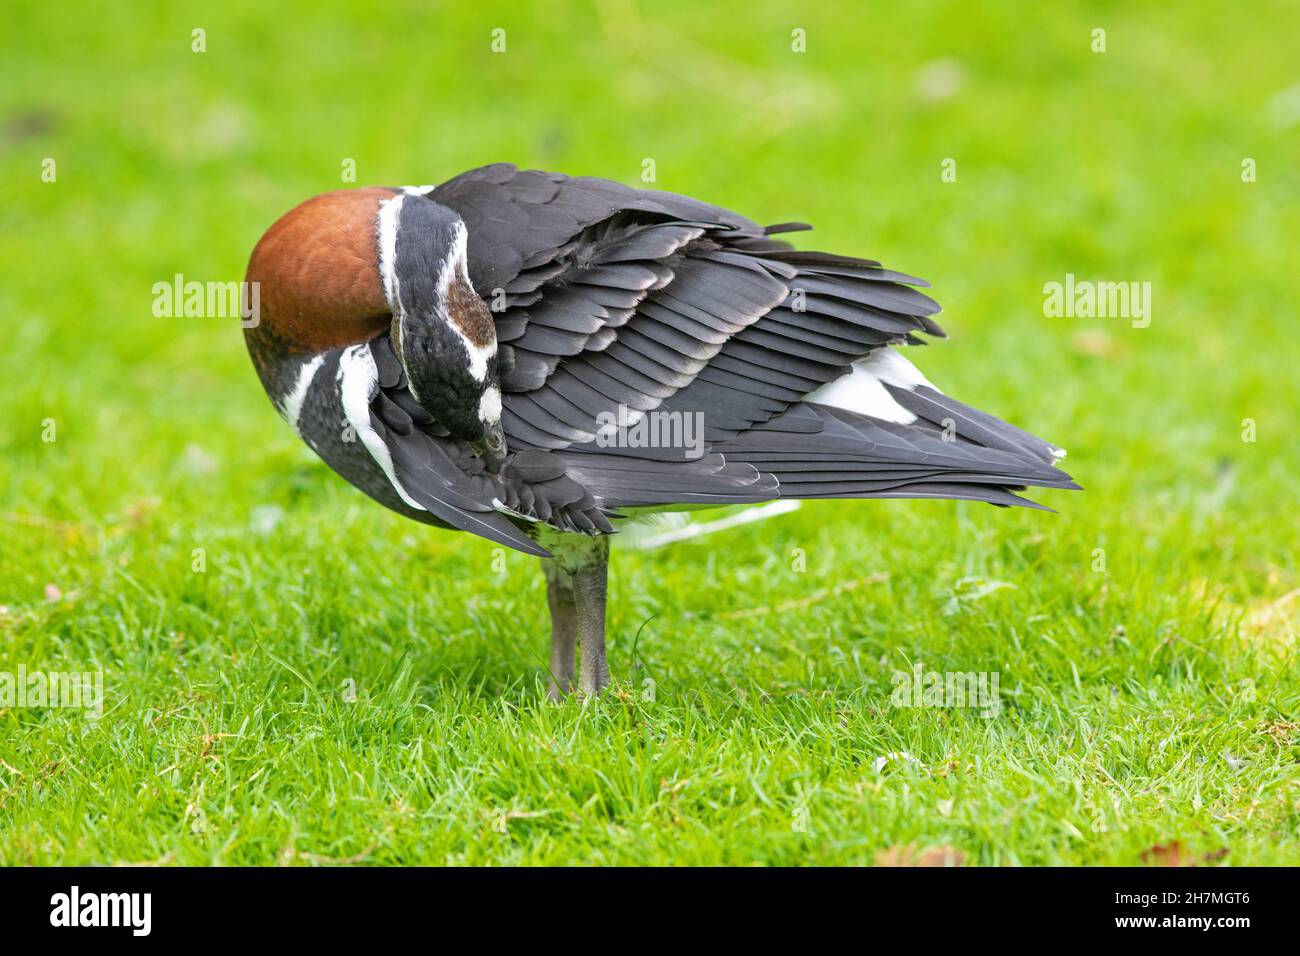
[244,163,1077,697]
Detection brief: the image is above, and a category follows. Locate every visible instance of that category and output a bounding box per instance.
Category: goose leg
[542,561,577,700]
[574,538,611,697]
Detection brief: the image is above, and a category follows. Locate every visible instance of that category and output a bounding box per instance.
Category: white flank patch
[376,193,405,312]
[805,365,914,424]
[479,385,502,426]
[277,353,325,433]
[436,220,496,383]
[858,347,940,392]
[338,343,426,512]
[804,347,940,424]
[401,184,437,196]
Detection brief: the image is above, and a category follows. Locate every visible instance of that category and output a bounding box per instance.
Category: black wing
[387,163,1077,551]
[432,164,945,450]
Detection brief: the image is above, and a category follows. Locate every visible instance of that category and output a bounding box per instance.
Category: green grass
[1,0,1298,865]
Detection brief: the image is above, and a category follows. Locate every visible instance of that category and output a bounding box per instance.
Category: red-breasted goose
[244,163,1078,697]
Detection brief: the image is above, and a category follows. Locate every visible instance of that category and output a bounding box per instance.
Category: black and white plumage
[244,164,1078,696]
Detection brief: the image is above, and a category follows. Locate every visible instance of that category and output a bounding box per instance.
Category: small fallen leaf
[1070,329,1125,359]
[249,504,284,535]
[1140,842,1229,867]
[913,58,966,102]
[1141,842,1188,866]
[872,751,922,773]
[1258,720,1298,747]
[182,443,219,476]
[123,498,160,524]
[875,843,965,867]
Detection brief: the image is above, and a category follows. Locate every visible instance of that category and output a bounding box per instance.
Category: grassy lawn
[1,1,1297,865]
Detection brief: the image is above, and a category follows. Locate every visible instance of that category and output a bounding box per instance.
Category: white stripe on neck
[278,354,326,434]
[376,193,405,313]
[436,220,496,383]
[338,343,426,512]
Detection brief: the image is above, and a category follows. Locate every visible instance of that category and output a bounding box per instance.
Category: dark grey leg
[542,561,577,700]
[574,538,611,697]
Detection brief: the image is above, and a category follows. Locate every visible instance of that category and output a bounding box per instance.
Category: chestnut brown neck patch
[244,187,397,370]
